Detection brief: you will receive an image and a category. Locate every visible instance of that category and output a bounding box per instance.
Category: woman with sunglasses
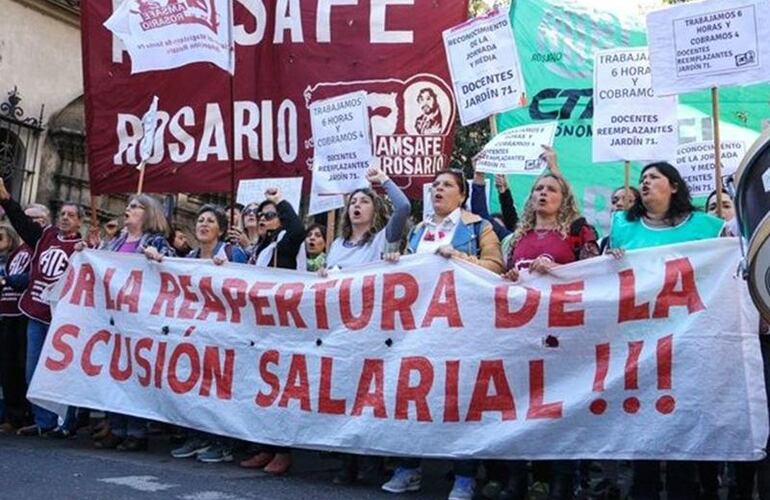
[231,202,261,256]
[382,169,503,500]
[239,187,305,475]
[93,194,175,451]
[320,165,410,485]
[170,204,247,464]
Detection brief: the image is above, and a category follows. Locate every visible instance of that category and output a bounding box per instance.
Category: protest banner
[475,123,557,175]
[103,0,234,74]
[309,91,372,195]
[495,0,768,234]
[30,240,767,460]
[674,140,746,197]
[236,177,303,213]
[646,0,770,96]
[592,47,678,163]
[83,1,468,198]
[443,8,525,126]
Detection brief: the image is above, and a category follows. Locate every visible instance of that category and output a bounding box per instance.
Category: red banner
[82,0,468,197]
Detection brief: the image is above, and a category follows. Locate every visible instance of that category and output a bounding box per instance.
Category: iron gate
[0,86,44,203]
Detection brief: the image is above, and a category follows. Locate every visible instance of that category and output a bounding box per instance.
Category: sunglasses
[257,212,278,221]
[243,207,259,216]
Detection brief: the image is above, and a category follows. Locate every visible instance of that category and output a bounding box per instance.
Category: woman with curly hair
[502,172,598,282]
[499,170,598,500]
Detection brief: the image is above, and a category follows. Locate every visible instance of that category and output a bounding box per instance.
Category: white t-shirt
[326,229,387,269]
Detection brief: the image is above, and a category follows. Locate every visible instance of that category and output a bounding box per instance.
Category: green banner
[492,0,770,233]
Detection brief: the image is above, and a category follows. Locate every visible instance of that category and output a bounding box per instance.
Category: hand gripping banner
[29,239,767,460]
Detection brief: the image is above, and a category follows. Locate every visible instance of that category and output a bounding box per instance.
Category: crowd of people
[0,147,763,500]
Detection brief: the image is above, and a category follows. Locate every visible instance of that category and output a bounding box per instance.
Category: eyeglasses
[257,212,278,221]
[127,202,145,210]
[243,207,259,216]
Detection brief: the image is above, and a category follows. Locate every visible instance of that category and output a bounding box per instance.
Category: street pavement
[0,430,453,500]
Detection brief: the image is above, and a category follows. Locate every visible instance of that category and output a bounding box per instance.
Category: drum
[734,128,770,240]
[737,129,770,322]
[746,211,770,322]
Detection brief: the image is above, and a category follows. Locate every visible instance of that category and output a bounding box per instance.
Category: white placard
[674,140,746,196]
[310,91,372,195]
[592,47,678,163]
[443,8,525,126]
[647,0,770,95]
[475,123,558,175]
[104,0,234,74]
[308,178,345,217]
[236,177,303,214]
[422,179,491,221]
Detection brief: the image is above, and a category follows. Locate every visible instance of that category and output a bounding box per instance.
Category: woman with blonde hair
[500,167,598,500]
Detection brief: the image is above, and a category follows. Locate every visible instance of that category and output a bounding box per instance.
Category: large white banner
[30,240,767,460]
[443,8,525,126]
[592,47,678,163]
[647,0,770,95]
[104,0,234,74]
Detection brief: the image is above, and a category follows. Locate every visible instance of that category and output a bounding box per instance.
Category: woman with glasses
[231,203,261,256]
[0,225,32,433]
[170,204,247,464]
[93,194,175,451]
[381,169,503,500]
[239,187,305,475]
[320,165,410,485]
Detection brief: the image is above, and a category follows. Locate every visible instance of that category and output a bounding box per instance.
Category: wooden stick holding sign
[711,87,724,218]
[326,209,336,251]
[136,161,146,195]
[624,161,631,210]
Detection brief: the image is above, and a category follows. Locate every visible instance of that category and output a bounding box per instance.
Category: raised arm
[0,179,43,247]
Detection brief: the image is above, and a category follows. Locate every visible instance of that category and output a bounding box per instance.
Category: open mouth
[352,209,362,217]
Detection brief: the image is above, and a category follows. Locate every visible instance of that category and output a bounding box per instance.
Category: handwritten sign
[310,91,372,195]
[592,47,678,162]
[443,8,525,125]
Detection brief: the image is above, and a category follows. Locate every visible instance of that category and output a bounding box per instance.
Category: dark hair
[626,162,697,223]
[256,200,282,230]
[612,186,641,203]
[704,189,732,211]
[418,87,438,102]
[228,202,244,212]
[305,223,327,240]
[432,169,468,206]
[196,204,228,240]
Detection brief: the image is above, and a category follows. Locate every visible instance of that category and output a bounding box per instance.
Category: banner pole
[711,86,724,218]
[229,72,237,226]
[326,209,336,249]
[136,161,146,195]
[624,160,631,210]
[489,115,498,137]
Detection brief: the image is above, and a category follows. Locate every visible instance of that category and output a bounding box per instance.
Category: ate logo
[7,252,30,276]
[39,248,70,280]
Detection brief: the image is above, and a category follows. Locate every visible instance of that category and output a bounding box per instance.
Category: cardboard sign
[308,178,345,217]
[443,8,525,125]
[674,140,746,196]
[475,123,557,175]
[647,0,770,95]
[236,177,303,213]
[592,47,678,163]
[310,91,372,195]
